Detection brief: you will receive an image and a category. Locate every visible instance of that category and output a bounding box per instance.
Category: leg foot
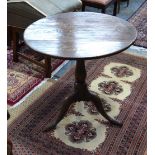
[89,93,123,127]
[82,4,85,11]
[127,0,129,7]
[101,7,105,14]
[43,93,77,132]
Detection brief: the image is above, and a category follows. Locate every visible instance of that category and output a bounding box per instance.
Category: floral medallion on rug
[8,52,147,155]
[128,1,147,48]
[7,48,64,106]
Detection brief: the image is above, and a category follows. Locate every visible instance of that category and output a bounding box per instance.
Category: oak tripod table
[24,12,137,131]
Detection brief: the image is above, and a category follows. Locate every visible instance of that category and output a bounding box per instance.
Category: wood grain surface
[24,12,137,60]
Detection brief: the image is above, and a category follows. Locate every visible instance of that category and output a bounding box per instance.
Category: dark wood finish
[24,12,137,131]
[127,0,129,7]
[44,60,122,132]
[44,56,52,78]
[12,26,22,62]
[7,110,10,120]
[82,0,117,16]
[18,52,45,68]
[117,0,130,13]
[24,12,137,60]
[7,26,12,48]
[7,111,13,155]
[10,26,52,78]
[117,0,120,13]
[7,0,82,78]
[113,0,118,15]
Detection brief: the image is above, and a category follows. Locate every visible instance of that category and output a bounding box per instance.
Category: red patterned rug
[7,48,64,106]
[128,1,147,48]
[8,52,146,155]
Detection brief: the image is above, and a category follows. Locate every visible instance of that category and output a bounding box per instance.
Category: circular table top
[24,12,137,60]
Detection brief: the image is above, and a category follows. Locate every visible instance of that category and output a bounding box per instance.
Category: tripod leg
[43,93,77,132]
[127,0,129,7]
[113,0,117,16]
[89,93,123,127]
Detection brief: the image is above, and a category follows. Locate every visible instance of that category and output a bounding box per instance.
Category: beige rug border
[8,79,55,126]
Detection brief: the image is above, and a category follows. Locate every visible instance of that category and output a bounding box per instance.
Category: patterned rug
[8,52,147,155]
[7,48,64,106]
[128,1,147,48]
